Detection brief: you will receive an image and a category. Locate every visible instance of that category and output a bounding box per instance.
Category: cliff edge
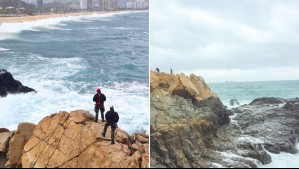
[150,71,231,168]
[0,110,149,168]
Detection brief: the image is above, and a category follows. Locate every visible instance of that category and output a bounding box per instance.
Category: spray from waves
[0,53,149,134]
[261,144,299,168]
[0,81,149,135]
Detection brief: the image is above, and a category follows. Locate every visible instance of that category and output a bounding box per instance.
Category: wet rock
[283,102,299,111]
[264,144,281,154]
[0,69,36,97]
[249,97,284,105]
[229,99,240,106]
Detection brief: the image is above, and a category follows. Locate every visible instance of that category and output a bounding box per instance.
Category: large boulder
[168,73,218,100]
[0,129,12,152]
[0,128,13,168]
[0,69,36,97]
[6,122,36,168]
[21,110,148,168]
[150,71,175,92]
[249,97,284,105]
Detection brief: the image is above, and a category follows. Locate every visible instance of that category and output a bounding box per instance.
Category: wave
[0,47,10,51]
[0,80,149,134]
[0,11,144,41]
[113,27,140,30]
[0,53,149,134]
[261,144,299,168]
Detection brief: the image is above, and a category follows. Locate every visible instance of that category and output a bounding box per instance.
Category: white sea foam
[0,53,149,134]
[113,27,140,30]
[0,47,10,51]
[261,144,299,168]
[219,151,262,167]
[0,11,142,40]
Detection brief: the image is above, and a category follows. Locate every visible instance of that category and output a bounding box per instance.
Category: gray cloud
[150,0,299,82]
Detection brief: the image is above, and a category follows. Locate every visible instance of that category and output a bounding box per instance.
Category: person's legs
[100,107,105,122]
[102,123,110,137]
[111,124,117,144]
[94,106,99,123]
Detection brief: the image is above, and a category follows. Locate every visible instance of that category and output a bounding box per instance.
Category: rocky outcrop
[234,97,299,155]
[249,97,284,105]
[0,128,13,168]
[0,69,36,97]
[7,123,36,168]
[229,99,240,106]
[151,71,218,100]
[151,71,231,168]
[0,123,36,168]
[21,110,149,168]
[0,110,149,168]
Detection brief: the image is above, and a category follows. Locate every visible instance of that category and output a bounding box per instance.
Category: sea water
[209,80,299,107]
[0,11,149,134]
[210,81,299,168]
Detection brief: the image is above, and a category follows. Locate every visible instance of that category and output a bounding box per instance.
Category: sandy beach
[0,11,132,24]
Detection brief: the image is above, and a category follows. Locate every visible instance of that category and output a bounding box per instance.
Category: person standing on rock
[93,87,106,123]
[155,68,160,73]
[102,106,119,144]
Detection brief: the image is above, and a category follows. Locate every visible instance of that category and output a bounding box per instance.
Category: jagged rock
[237,142,271,165]
[0,69,36,97]
[249,97,284,105]
[135,134,149,144]
[229,99,240,106]
[0,129,13,168]
[264,143,280,154]
[150,71,175,91]
[6,122,36,168]
[168,73,218,100]
[151,71,231,168]
[0,130,12,152]
[283,102,299,111]
[21,110,149,168]
[235,98,299,155]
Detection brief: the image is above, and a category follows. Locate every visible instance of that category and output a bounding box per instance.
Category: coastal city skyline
[0,0,148,16]
[21,0,149,10]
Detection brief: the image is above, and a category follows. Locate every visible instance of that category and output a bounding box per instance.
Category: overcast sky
[150,0,299,82]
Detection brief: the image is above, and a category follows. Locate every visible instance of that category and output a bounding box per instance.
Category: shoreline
[0,10,146,24]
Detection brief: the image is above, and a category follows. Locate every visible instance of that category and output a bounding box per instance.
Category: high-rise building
[87,0,92,9]
[37,0,44,7]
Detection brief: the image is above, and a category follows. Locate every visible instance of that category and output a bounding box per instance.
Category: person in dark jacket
[102,106,119,144]
[93,87,106,123]
[155,68,160,73]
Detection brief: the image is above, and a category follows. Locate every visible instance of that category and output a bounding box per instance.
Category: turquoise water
[0,11,149,134]
[209,80,299,106]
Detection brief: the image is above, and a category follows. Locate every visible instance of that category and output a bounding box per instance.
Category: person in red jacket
[93,87,106,123]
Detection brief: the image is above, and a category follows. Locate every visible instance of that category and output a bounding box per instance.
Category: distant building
[37,0,43,7]
[80,0,87,10]
[99,0,117,11]
[87,0,92,9]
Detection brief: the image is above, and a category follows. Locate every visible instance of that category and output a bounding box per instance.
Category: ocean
[210,80,299,168]
[209,80,299,107]
[0,11,149,134]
